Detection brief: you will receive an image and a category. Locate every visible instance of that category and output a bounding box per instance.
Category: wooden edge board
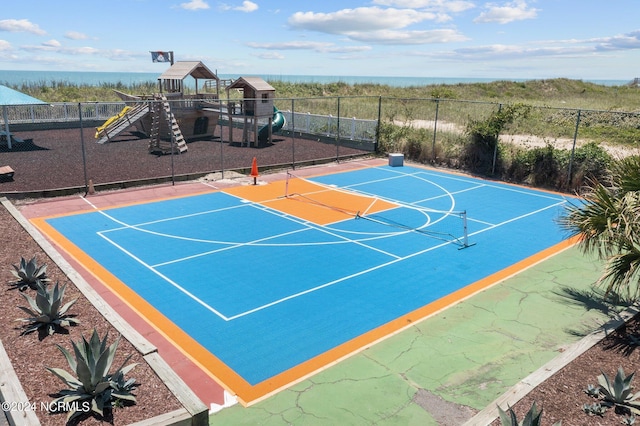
[0,339,41,426]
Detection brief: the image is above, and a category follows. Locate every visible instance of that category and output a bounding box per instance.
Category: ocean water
[0,69,629,88]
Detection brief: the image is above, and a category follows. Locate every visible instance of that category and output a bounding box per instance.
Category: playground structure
[95,61,285,154]
[221,77,286,147]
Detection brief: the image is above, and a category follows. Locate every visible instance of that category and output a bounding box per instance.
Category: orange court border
[25,160,580,407]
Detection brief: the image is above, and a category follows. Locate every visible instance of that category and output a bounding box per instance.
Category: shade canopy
[0,85,47,106]
[0,85,47,149]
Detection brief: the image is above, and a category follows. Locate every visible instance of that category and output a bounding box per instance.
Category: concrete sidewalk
[210,245,609,425]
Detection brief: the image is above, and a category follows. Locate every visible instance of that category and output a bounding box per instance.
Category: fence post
[432,99,440,162]
[350,117,356,140]
[567,109,581,187]
[291,98,296,169]
[491,103,503,176]
[375,96,382,153]
[220,106,225,179]
[336,97,341,161]
[79,103,89,196]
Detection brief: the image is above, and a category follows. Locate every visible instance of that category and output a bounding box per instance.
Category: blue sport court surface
[33,163,572,404]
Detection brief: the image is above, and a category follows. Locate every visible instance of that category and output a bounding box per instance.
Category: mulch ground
[0,126,372,196]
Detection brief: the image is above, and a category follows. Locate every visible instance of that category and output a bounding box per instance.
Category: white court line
[105,203,247,233]
[225,237,455,320]
[88,197,403,321]
[76,171,568,322]
[225,198,568,320]
[150,226,312,267]
[380,166,568,202]
[97,231,231,321]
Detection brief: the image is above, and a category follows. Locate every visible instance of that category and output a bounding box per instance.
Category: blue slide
[258,107,286,143]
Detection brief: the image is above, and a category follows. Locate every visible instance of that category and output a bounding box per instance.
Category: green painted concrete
[210,246,611,425]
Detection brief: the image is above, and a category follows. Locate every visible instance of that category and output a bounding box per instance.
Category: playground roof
[158,61,219,82]
[0,85,47,106]
[227,77,275,92]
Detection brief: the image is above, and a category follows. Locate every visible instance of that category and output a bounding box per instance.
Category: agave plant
[110,368,138,408]
[582,402,607,416]
[17,281,79,336]
[598,367,640,413]
[46,329,138,422]
[10,255,49,291]
[498,401,561,426]
[584,383,601,398]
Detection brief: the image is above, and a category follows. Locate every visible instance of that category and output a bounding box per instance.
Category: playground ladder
[148,95,188,154]
[96,103,150,144]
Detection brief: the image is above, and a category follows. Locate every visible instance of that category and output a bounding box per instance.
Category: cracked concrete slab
[210,246,608,425]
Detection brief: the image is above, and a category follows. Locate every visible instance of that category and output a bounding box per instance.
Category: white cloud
[220,1,258,12]
[42,39,61,48]
[349,28,468,44]
[0,19,46,35]
[289,7,438,34]
[466,44,599,61]
[253,51,285,60]
[590,30,640,51]
[372,0,475,13]
[248,41,334,50]
[287,7,470,45]
[22,43,100,55]
[407,29,640,65]
[65,31,89,40]
[248,40,371,53]
[0,40,12,51]
[474,0,538,24]
[324,45,373,53]
[180,0,210,11]
[236,1,258,12]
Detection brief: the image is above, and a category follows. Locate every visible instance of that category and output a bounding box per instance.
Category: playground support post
[168,100,176,186]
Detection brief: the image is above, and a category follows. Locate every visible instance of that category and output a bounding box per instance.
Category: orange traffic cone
[250,157,259,185]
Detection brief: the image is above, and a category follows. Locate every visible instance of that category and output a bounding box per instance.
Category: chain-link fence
[377,97,640,192]
[1,96,638,196]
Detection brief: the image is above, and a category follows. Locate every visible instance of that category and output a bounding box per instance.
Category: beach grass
[5,78,640,111]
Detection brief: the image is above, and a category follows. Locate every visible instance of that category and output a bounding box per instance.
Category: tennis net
[284,171,473,249]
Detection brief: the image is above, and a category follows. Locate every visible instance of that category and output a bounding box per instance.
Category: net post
[284,171,291,198]
[462,210,469,248]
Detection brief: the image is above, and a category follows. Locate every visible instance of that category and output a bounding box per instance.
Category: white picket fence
[280,110,377,142]
[4,103,378,143]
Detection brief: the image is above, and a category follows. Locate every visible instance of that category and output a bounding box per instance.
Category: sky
[1,1,639,80]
